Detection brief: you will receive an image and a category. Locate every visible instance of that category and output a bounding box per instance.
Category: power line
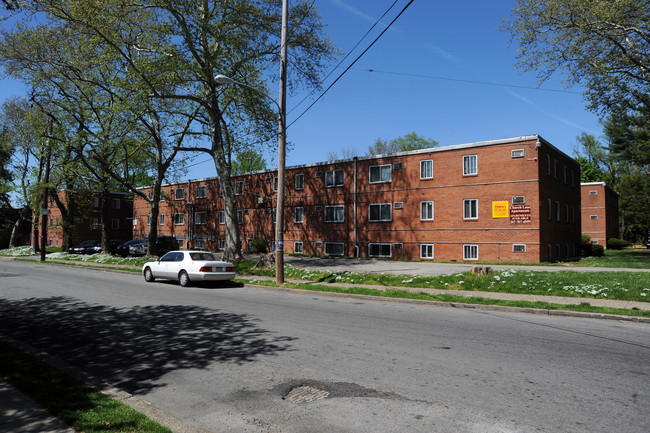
[287,0,416,129]
[359,68,582,94]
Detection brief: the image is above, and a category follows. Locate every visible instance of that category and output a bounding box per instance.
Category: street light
[215,72,287,284]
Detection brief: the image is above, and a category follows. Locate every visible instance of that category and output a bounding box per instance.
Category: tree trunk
[9,205,31,248]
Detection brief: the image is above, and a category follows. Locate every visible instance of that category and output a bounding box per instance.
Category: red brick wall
[133,136,582,262]
[581,183,619,247]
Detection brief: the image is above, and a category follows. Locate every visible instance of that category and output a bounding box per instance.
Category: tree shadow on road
[0,296,295,394]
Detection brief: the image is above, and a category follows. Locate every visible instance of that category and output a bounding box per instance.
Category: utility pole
[275,0,288,284]
[40,117,53,262]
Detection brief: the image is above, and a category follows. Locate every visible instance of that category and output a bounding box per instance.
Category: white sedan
[142,250,236,286]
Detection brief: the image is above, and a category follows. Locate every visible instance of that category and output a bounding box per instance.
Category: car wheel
[179,270,191,287]
[143,267,155,282]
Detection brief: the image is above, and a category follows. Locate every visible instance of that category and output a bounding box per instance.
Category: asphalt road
[0,259,648,433]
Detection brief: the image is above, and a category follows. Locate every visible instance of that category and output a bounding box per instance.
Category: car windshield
[79,241,96,247]
[189,252,217,261]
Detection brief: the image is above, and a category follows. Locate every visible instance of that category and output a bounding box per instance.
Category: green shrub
[591,243,605,257]
[607,238,631,250]
[249,238,268,254]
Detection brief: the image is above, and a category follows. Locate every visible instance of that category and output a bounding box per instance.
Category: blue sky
[0,0,603,182]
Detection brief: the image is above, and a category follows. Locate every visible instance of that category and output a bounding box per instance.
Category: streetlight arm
[214,74,280,111]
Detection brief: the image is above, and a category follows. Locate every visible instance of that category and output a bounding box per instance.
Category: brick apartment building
[133,135,581,262]
[40,190,134,248]
[580,182,619,247]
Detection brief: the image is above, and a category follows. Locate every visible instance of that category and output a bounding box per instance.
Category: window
[174,213,185,225]
[513,244,526,253]
[294,207,304,223]
[175,188,185,200]
[147,191,153,200]
[237,209,244,224]
[159,214,165,225]
[273,177,278,191]
[546,155,551,175]
[234,181,243,195]
[555,201,560,221]
[49,217,53,227]
[421,201,434,220]
[590,215,598,220]
[325,169,344,187]
[589,190,598,196]
[113,198,121,209]
[547,199,552,220]
[463,155,477,176]
[572,206,575,223]
[218,239,225,250]
[420,244,434,259]
[563,166,568,184]
[463,244,479,260]
[512,196,525,205]
[369,164,391,183]
[324,242,344,256]
[325,205,344,223]
[295,173,304,190]
[194,239,206,249]
[112,219,119,229]
[564,204,569,222]
[315,241,323,248]
[195,211,207,225]
[369,203,392,222]
[133,216,138,226]
[463,199,478,220]
[294,242,303,254]
[420,159,433,179]
[219,211,225,225]
[159,191,165,202]
[147,214,151,226]
[554,160,558,178]
[369,243,391,257]
[571,170,575,187]
[511,149,524,158]
[196,185,207,198]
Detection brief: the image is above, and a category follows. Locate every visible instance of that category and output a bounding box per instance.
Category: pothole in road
[278,380,401,404]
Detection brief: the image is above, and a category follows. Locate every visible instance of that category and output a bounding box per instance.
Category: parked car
[86,240,122,255]
[68,240,100,254]
[117,239,144,257]
[129,236,180,257]
[142,251,235,287]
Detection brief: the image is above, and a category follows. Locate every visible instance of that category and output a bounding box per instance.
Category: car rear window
[190,253,217,261]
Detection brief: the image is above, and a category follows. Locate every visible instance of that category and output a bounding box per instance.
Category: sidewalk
[0,380,75,433]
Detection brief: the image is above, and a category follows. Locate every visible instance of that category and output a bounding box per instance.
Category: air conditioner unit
[512,196,525,205]
[394,243,403,250]
[511,149,525,158]
[315,241,323,248]
[393,162,403,170]
[394,202,403,209]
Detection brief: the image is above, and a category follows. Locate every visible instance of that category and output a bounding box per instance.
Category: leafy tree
[603,109,650,168]
[326,145,357,161]
[573,132,619,185]
[504,0,650,118]
[367,132,438,156]
[0,128,13,206]
[232,150,267,175]
[574,156,605,183]
[618,171,650,243]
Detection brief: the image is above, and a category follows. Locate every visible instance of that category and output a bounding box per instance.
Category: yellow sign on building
[492,201,509,218]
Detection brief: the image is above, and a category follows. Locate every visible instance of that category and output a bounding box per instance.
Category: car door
[156,252,176,278]
[166,252,184,279]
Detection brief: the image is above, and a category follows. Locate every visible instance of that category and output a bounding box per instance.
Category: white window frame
[218,239,225,251]
[294,241,303,254]
[369,164,391,183]
[173,213,185,225]
[420,201,434,221]
[368,243,391,258]
[325,169,344,187]
[194,238,206,249]
[218,211,225,225]
[555,201,561,221]
[294,207,304,223]
[295,173,304,190]
[324,205,345,223]
[513,244,526,253]
[420,159,433,179]
[159,214,165,225]
[324,242,344,256]
[273,176,278,192]
[195,211,207,225]
[196,185,207,199]
[463,155,477,176]
[463,199,478,220]
[234,181,244,196]
[463,244,479,261]
[420,244,434,259]
[175,188,185,200]
[369,203,392,222]
[113,198,121,209]
[237,209,244,224]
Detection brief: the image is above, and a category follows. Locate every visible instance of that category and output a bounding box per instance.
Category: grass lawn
[572,248,650,269]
